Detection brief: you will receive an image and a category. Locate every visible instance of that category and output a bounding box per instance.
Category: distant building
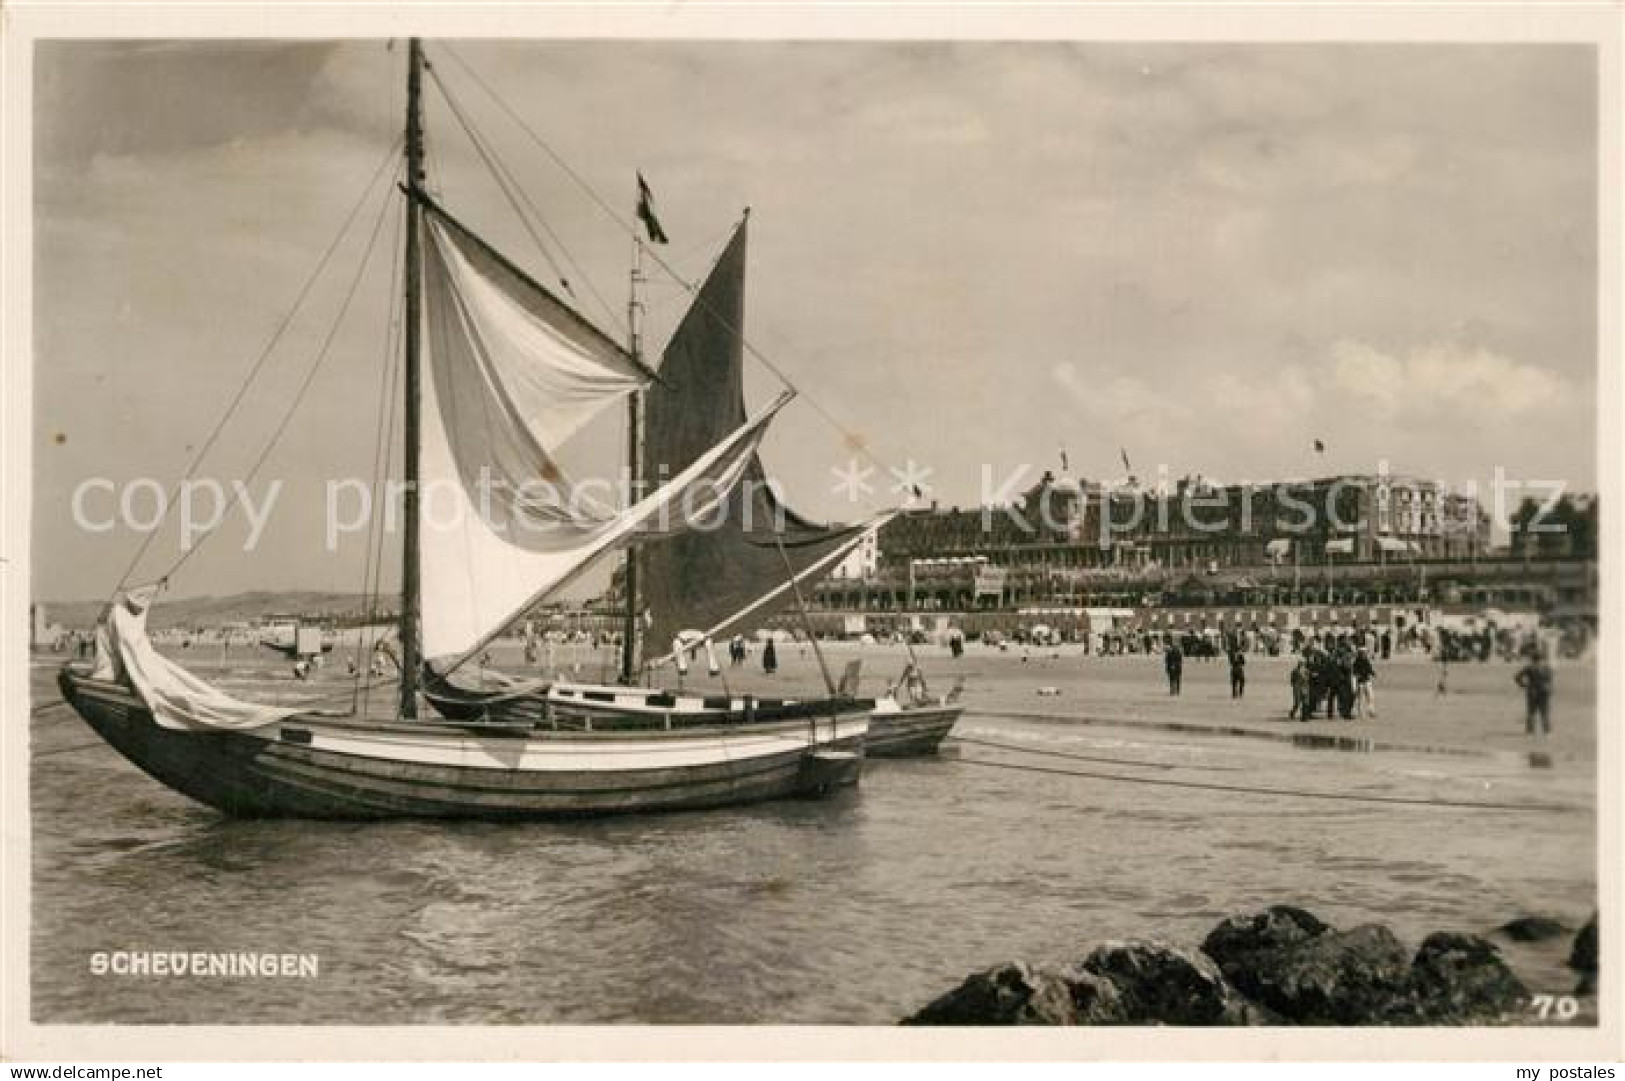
[875,470,1491,573]
[802,469,1581,620]
[830,530,880,581]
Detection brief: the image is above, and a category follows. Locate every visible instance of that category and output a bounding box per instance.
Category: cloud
[1330,338,1575,420]
[35,42,348,167]
[1054,362,1189,427]
[1051,358,1321,470]
[30,41,1598,600]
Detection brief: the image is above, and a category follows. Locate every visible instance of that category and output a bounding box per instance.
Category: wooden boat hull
[57,669,869,820]
[865,703,963,758]
[425,673,876,730]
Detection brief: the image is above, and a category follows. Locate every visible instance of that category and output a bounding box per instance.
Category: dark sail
[641,217,865,660]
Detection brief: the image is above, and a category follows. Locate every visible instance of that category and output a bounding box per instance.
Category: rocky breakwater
[904,905,1597,1025]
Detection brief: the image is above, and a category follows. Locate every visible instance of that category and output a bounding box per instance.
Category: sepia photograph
[2,1,1620,1065]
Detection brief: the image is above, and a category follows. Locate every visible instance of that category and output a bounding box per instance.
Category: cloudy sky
[32,40,1597,602]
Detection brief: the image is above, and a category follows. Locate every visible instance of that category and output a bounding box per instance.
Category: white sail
[426,212,648,457]
[418,197,805,666]
[419,382,791,664]
[422,210,646,534]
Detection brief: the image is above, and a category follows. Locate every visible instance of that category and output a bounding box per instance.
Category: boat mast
[620,237,645,685]
[399,38,426,717]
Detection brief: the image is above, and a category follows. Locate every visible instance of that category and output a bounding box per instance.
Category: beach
[28,641,1596,1024]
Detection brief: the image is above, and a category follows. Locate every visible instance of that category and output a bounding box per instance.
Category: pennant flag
[1313,439,1326,454]
[636,172,669,244]
[1119,446,1133,473]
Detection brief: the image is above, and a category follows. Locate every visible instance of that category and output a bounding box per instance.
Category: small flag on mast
[636,172,669,244]
[1120,446,1133,474]
[1313,439,1326,454]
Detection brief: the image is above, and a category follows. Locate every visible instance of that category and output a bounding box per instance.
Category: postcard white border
[2,1,1620,1063]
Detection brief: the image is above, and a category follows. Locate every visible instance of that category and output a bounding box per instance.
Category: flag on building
[1313,439,1326,454]
[636,172,669,244]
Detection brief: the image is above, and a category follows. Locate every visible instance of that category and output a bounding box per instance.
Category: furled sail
[418,199,792,666]
[641,217,869,660]
[94,586,303,731]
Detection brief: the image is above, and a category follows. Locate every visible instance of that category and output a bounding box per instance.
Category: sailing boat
[424,212,880,713]
[425,195,962,756]
[56,40,869,818]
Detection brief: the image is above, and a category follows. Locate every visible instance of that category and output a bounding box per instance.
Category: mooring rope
[948,752,1578,814]
[948,733,1246,774]
[34,739,112,758]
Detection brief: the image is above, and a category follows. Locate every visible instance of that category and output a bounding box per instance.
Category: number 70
[1530,994,1580,1020]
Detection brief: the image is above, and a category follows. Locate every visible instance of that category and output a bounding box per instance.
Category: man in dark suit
[1164,640,1184,696]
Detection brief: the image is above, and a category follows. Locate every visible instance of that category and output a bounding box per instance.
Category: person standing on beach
[1352,646,1377,719]
[1321,647,1341,719]
[1289,658,1309,720]
[1334,641,1357,719]
[1514,652,1554,737]
[1164,640,1184,696]
[1228,647,1246,699]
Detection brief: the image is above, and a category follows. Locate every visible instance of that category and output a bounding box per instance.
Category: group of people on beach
[1161,630,1376,721]
[725,634,778,673]
[1159,639,1252,699]
[1287,637,1377,721]
[1154,626,1557,737]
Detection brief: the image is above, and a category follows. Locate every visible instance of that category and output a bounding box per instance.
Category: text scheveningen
[88,950,318,978]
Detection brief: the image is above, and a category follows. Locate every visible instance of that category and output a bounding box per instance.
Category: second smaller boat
[866,661,963,757]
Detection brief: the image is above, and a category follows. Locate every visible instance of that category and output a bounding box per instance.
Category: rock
[903,962,1079,1025]
[1081,940,1252,1025]
[1058,967,1129,1024]
[1497,916,1568,942]
[1408,932,1527,1023]
[1569,912,1598,995]
[1203,905,1332,969]
[1569,912,1598,973]
[1210,922,1413,1025]
[900,908,1573,1025]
